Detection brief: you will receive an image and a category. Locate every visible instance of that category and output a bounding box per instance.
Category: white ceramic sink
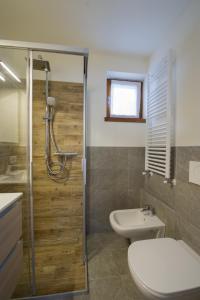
[110,208,165,242]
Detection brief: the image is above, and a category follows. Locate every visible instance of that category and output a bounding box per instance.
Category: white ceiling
[0,0,193,56]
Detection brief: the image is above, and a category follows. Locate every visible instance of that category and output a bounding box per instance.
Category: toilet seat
[128,238,200,299]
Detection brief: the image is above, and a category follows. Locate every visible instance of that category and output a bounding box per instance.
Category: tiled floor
[72,232,144,300]
[37,232,144,300]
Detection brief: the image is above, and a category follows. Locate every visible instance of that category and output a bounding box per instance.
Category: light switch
[189,161,200,185]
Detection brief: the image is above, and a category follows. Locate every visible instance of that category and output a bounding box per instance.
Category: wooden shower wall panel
[32,80,85,295]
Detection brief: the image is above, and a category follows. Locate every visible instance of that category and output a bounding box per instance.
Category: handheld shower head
[47,97,56,107]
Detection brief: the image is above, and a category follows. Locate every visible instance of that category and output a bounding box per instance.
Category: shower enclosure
[0,40,88,298]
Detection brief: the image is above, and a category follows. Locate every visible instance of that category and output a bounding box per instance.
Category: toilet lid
[128,238,200,296]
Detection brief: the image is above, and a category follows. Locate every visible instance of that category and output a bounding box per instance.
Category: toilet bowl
[128,238,200,300]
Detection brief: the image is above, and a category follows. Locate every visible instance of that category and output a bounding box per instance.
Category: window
[105,79,145,122]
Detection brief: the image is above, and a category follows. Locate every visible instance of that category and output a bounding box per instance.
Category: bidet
[109,208,165,242]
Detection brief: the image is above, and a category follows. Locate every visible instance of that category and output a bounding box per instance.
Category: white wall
[32,50,148,147]
[0,0,198,148]
[150,0,200,146]
[0,46,148,147]
[33,50,149,147]
[87,51,148,147]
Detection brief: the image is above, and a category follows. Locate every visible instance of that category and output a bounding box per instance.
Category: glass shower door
[31,51,86,296]
[0,41,88,299]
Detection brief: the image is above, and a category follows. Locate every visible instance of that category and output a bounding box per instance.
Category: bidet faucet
[141,204,155,215]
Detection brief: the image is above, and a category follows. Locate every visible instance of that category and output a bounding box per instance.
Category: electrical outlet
[9,156,17,164]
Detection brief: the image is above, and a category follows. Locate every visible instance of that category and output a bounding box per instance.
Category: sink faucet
[141,204,155,215]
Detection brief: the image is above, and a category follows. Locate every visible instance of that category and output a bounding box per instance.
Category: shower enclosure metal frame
[0,39,89,299]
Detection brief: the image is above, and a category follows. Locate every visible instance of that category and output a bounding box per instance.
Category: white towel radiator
[144,51,175,184]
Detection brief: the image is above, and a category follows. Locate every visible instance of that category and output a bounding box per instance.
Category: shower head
[33,59,50,72]
[47,97,56,107]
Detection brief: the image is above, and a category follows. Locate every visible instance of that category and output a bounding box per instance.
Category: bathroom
[0,0,200,299]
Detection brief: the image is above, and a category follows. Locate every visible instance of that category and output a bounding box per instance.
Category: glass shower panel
[0,47,32,298]
[32,51,86,296]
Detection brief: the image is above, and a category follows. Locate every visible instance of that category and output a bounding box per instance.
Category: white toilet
[128,238,200,300]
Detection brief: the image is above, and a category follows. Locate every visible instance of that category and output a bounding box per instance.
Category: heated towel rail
[144,51,175,184]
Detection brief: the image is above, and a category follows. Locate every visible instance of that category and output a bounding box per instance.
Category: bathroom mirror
[0,48,27,144]
[0,47,28,185]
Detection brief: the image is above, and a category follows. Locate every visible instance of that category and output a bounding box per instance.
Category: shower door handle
[82,158,86,185]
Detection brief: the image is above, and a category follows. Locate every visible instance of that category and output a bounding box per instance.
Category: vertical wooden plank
[32,80,85,295]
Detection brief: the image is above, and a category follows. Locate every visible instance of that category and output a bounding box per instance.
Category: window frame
[104,78,146,123]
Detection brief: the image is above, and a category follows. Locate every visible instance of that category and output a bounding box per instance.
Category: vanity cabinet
[0,193,23,300]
